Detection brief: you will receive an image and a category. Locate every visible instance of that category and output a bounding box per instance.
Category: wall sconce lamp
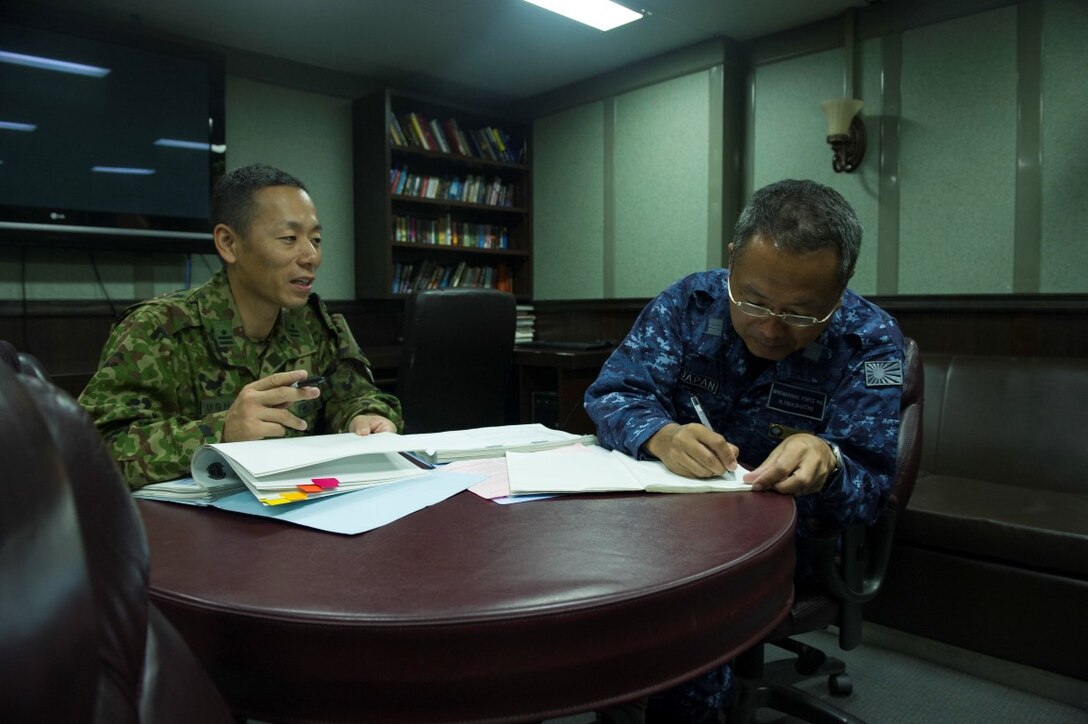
[820,98,866,173]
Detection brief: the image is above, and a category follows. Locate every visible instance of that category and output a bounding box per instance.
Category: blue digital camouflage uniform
[78,270,403,489]
[585,268,904,718]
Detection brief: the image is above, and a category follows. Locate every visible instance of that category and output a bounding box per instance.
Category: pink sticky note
[311,477,339,489]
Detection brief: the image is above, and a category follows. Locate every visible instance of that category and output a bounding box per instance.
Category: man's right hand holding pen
[643,394,740,479]
[647,393,841,497]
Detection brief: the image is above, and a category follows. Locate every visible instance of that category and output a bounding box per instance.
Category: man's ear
[213,224,238,264]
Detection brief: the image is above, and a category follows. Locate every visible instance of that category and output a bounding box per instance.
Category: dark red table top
[138,489,795,723]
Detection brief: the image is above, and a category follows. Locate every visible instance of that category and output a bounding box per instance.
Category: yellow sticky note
[279,491,308,502]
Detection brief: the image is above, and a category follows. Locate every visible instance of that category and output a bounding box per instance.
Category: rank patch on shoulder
[864,360,903,387]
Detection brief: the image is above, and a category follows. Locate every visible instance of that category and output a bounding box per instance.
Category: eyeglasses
[727,281,839,328]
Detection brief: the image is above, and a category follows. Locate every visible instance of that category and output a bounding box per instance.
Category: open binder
[190,424,595,506]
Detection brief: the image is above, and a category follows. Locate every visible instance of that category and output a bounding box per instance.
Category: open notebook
[505,444,752,495]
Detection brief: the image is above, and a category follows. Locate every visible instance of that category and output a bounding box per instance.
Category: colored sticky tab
[298,484,323,493]
[262,491,308,506]
[312,477,340,490]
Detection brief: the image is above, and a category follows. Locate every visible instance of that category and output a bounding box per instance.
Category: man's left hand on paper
[744,433,838,496]
[349,414,397,435]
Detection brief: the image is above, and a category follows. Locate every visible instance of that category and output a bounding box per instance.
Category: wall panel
[898,7,1018,293]
[226,76,355,300]
[532,103,606,300]
[1039,0,1088,292]
[613,69,718,297]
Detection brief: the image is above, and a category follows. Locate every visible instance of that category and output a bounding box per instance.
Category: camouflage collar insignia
[705,317,724,337]
[286,318,305,340]
[209,320,234,351]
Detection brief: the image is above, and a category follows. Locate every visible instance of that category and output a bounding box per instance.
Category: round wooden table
[138,489,796,723]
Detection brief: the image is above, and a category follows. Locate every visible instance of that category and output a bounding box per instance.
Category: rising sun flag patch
[864,360,903,387]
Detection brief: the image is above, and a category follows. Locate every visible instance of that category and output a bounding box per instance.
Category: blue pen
[689,394,713,431]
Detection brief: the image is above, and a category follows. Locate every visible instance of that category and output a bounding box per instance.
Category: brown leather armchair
[733,336,924,723]
[397,287,516,433]
[0,362,235,724]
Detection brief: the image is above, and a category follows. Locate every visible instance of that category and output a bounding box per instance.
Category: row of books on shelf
[390,111,524,164]
[390,167,516,207]
[393,214,509,248]
[516,304,535,344]
[392,260,514,295]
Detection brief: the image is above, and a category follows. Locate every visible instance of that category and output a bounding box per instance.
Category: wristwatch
[826,440,844,477]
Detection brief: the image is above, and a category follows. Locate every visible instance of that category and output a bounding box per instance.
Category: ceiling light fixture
[522,0,643,31]
[0,120,37,132]
[0,50,110,77]
[154,138,211,151]
[91,166,156,175]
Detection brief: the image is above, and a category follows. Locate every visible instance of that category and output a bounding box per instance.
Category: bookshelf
[353,90,532,300]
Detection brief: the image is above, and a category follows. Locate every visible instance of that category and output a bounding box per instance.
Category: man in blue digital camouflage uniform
[585,179,904,722]
[80,164,402,487]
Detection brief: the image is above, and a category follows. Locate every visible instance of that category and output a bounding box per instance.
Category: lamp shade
[821,98,863,137]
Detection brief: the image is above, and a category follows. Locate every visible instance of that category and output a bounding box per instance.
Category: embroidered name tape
[766,382,828,421]
[679,368,720,394]
[864,360,903,387]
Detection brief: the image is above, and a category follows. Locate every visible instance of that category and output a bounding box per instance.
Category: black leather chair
[397,287,517,433]
[0,339,51,382]
[733,336,924,724]
[0,362,235,724]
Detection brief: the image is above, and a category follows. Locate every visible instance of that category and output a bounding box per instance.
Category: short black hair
[210,163,308,234]
[732,179,861,287]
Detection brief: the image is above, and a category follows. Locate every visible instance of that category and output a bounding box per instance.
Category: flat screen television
[0,16,225,253]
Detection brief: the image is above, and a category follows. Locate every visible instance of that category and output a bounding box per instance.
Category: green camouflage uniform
[78,270,403,488]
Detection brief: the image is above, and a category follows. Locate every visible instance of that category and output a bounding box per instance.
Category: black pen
[291,376,326,389]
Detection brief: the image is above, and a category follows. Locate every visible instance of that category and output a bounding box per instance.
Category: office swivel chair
[733,336,924,724]
[0,339,51,382]
[0,363,235,724]
[397,287,517,433]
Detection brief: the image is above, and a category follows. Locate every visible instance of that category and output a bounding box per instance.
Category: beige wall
[533,67,725,300]
[533,0,1088,299]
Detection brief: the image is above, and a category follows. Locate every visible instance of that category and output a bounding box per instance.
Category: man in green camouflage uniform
[79,164,402,488]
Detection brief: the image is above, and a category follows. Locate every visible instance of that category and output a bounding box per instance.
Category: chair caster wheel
[828,673,852,697]
[795,646,826,675]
